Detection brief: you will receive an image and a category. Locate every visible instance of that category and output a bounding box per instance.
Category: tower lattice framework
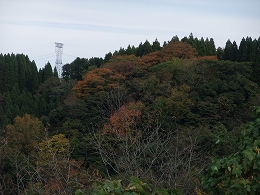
[55,42,64,78]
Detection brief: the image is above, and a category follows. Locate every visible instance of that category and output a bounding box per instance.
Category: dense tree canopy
[201,107,260,195]
[0,34,260,195]
[73,67,125,97]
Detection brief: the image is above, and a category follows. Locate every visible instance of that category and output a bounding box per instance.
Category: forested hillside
[1,34,260,195]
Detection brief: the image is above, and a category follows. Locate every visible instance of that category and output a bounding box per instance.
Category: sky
[0,0,260,69]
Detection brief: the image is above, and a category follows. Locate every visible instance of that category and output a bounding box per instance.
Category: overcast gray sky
[1,0,260,69]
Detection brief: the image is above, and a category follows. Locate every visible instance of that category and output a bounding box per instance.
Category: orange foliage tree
[137,51,162,67]
[102,55,139,77]
[197,55,218,61]
[73,68,125,97]
[135,42,199,72]
[160,42,198,60]
[103,101,144,137]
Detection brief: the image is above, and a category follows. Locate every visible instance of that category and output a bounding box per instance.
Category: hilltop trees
[222,36,260,63]
[62,57,87,81]
[61,35,260,81]
[180,33,216,56]
[223,40,238,61]
[73,68,125,97]
[62,57,104,81]
[0,54,60,130]
[0,54,38,94]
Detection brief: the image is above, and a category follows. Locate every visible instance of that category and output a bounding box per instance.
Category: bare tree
[1,134,100,195]
[92,117,208,194]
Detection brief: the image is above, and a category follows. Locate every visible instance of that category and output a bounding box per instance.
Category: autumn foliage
[160,42,198,60]
[137,42,198,68]
[2,35,260,195]
[37,134,100,194]
[5,114,45,155]
[100,42,199,78]
[197,55,218,61]
[103,101,143,137]
[102,55,139,77]
[73,67,125,97]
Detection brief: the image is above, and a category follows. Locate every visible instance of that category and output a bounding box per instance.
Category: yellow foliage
[195,188,208,195]
[38,134,70,160]
[5,114,45,155]
[165,84,194,119]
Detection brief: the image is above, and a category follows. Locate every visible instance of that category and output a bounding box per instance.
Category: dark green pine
[0,54,5,93]
[231,41,238,61]
[198,37,206,56]
[223,39,233,60]
[125,45,133,55]
[43,62,53,82]
[238,37,247,62]
[17,54,27,91]
[4,54,19,92]
[104,52,112,63]
[206,38,216,56]
[152,38,161,52]
[30,60,39,93]
[54,66,58,78]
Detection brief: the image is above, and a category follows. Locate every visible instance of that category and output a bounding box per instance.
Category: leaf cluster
[76,176,182,195]
[201,107,260,194]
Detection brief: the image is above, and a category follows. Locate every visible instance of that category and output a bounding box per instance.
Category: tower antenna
[55,42,64,78]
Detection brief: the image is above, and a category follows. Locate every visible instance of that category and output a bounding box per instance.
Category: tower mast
[55,42,64,78]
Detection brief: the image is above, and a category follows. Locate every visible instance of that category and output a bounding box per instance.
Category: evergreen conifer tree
[198,37,206,56]
[216,47,224,60]
[125,45,133,55]
[244,36,253,61]
[30,61,39,93]
[152,38,161,52]
[238,37,247,62]
[170,35,179,43]
[223,39,233,60]
[3,54,18,92]
[0,54,5,93]
[205,38,216,56]
[104,52,112,63]
[231,41,238,61]
[38,97,47,116]
[43,62,53,82]
[38,68,43,84]
[17,54,27,91]
[54,66,58,78]
[143,40,152,55]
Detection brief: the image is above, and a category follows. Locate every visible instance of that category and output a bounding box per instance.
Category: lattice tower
[55,42,64,78]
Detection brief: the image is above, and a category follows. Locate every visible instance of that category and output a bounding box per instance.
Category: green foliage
[63,57,89,80]
[201,106,260,194]
[40,62,53,83]
[155,189,182,195]
[75,177,182,195]
[1,35,260,195]
[181,34,216,56]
